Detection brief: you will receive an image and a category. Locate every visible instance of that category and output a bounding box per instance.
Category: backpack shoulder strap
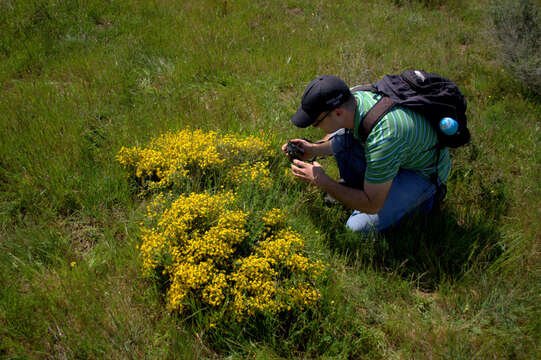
[350,84,396,138]
[350,84,375,93]
[361,96,395,138]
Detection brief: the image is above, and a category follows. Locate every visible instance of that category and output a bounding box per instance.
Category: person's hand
[281,138,314,161]
[290,159,329,187]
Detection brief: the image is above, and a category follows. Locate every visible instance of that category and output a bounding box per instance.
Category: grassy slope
[0,0,539,358]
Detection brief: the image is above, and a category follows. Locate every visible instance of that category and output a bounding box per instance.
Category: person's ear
[333,108,344,117]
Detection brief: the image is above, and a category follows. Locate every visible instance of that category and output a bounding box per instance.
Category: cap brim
[291,106,313,128]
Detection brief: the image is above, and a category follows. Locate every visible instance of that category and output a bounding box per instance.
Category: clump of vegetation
[118,130,325,322]
[489,0,541,95]
[116,128,274,193]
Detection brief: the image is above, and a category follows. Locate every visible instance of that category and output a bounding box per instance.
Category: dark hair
[339,94,356,113]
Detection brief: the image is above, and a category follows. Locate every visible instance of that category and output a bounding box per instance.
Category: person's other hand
[290,159,328,187]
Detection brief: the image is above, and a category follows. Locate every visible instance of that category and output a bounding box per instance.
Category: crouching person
[283,75,450,234]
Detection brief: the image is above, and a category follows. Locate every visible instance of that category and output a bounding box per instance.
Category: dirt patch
[286,7,303,16]
[58,217,104,254]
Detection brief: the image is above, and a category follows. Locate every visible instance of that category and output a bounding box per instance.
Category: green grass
[1,0,539,358]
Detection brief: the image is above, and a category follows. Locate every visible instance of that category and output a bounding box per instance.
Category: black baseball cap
[291,75,352,128]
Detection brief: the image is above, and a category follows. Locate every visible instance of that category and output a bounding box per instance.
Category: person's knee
[329,128,348,154]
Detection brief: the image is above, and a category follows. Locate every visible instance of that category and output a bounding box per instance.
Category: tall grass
[1,0,539,358]
[489,0,541,95]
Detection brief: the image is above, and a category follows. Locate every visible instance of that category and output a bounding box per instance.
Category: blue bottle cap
[439,117,458,135]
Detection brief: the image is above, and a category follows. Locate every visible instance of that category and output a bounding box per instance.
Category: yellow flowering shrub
[262,207,287,235]
[140,193,324,318]
[120,129,326,322]
[228,161,273,189]
[230,225,325,318]
[139,191,238,273]
[116,128,274,191]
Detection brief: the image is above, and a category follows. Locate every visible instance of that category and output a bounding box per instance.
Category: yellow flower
[116,128,274,193]
[119,128,326,320]
[227,161,273,189]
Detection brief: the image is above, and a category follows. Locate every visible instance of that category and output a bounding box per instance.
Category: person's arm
[319,175,392,214]
[290,159,392,213]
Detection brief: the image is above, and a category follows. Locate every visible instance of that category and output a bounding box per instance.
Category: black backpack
[351,70,471,148]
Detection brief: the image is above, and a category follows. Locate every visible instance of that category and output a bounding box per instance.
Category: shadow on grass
[306,194,505,291]
[379,208,503,290]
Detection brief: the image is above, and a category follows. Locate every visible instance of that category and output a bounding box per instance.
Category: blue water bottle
[439,117,458,135]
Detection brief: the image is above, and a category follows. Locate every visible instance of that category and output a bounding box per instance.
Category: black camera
[285,141,304,162]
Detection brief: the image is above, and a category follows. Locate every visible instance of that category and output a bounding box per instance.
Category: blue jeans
[329,129,438,234]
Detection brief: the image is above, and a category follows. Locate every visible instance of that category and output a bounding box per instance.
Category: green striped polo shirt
[352,91,451,184]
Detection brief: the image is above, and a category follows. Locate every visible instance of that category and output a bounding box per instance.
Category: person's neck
[344,111,355,129]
